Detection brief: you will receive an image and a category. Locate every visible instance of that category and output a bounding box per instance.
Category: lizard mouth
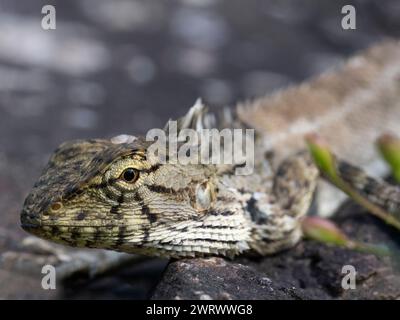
[21,222,40,231]
[21,223,42,237]
[20,209,42,235]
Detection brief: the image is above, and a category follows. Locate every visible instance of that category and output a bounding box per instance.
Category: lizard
[20,40,400,259]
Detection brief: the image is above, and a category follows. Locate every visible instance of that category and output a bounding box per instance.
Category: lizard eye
[120,168,139,183]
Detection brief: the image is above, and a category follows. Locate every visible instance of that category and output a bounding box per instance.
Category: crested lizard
[21,40,400,258]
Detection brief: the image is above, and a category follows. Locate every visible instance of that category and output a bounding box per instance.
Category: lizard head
[20,136,217,252]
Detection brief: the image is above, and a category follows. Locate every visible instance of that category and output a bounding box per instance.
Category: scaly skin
[20,40,400,258]
[20,120,319,257]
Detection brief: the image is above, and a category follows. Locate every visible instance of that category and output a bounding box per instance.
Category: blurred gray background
[0,0,399,299]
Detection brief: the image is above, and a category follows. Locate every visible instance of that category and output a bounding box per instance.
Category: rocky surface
[152,202,400,300]
[1,0,400,299]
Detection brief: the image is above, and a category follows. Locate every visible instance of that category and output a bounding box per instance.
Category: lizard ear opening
[193,181,216,211]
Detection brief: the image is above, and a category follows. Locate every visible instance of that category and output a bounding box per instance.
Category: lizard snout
[20,208,42,235]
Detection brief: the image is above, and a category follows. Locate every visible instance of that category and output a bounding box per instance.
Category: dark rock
[152,257,314,300]
[152,202,400,300]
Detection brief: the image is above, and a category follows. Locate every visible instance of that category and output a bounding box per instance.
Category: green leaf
[302,216,348,246]
[306,134,400,231]
[377,134,400,183]
[302,217,391,257]
[305,134,338,181]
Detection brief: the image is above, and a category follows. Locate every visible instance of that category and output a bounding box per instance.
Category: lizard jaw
[20,209,42,236]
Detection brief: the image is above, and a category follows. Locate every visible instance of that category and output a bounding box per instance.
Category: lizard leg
[18,236,145,280]
[335,160,400,220]
[249,151,319,255]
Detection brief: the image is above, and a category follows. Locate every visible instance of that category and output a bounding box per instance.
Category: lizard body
[21,40,400,258]
[238,40,400,215]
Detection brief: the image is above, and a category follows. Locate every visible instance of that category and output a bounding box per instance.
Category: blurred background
[0,0,399,299]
